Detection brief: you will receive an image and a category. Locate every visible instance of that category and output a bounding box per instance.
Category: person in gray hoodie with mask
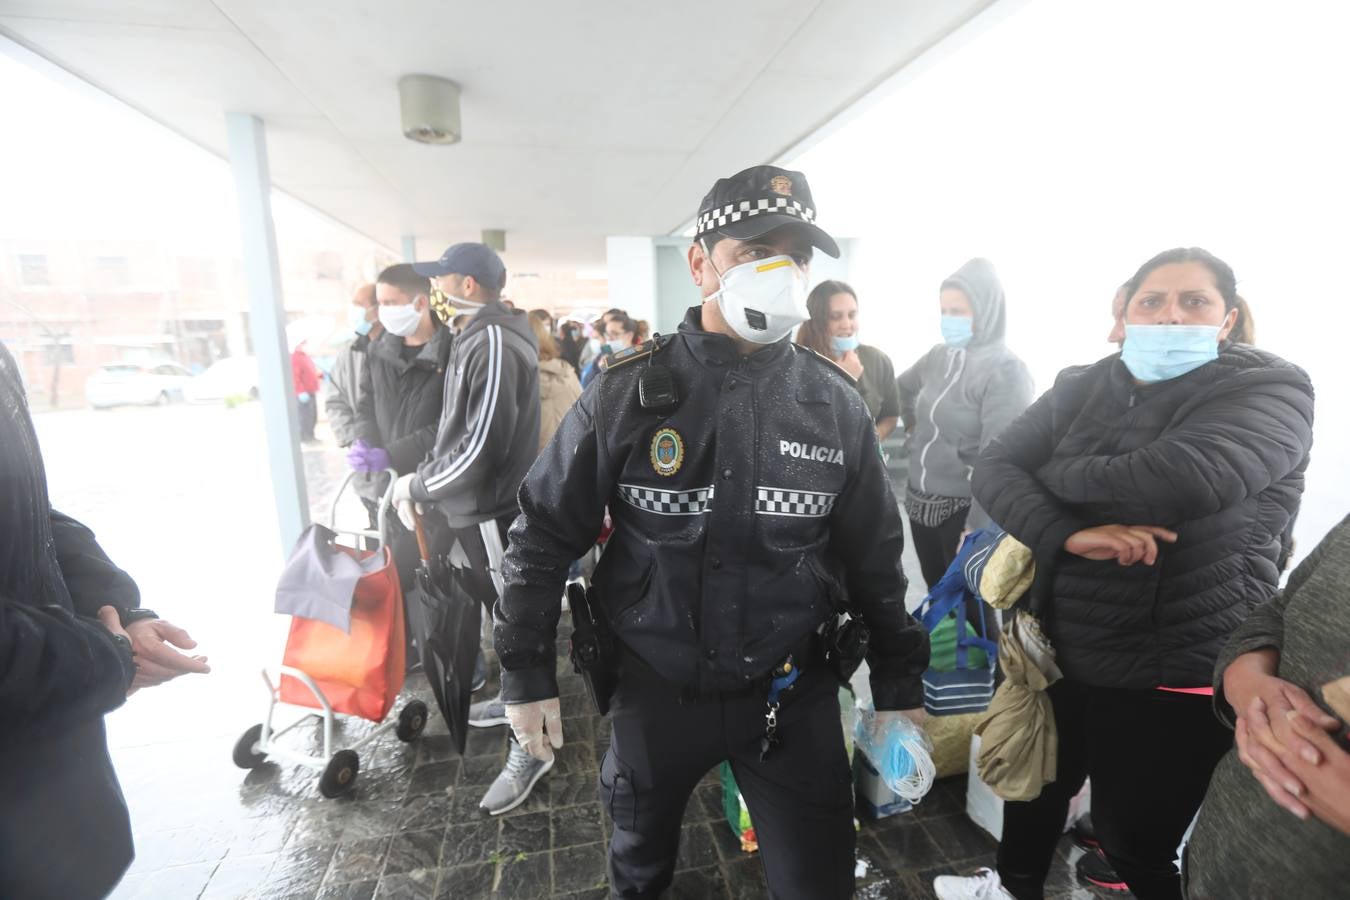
[897,258,1033,590]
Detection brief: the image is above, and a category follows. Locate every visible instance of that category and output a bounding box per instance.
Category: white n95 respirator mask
[704,244,809,345]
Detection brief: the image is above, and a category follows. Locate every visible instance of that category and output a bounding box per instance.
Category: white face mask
[704,243,809,344]
[378,298,422,337]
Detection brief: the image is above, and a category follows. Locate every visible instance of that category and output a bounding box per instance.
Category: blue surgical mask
[941,315,974,348]
[831,335,860,354]
[348,305,373,336]
[1120,324,1221,383]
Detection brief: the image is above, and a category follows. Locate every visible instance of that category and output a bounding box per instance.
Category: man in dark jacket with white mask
[349,264,451,591]
[394,243,542,815]
[492,166,930,898]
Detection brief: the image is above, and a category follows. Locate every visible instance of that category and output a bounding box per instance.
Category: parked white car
[85,362,192,409]
[183,356,260,404]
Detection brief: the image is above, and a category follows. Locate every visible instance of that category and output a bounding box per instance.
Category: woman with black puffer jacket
[932,247,1315,900]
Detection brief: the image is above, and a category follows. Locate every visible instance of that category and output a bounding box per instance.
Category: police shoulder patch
[798,345,857,385]
[603,335,670,372]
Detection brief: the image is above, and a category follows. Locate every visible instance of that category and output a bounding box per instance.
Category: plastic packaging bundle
[854,701,936,803]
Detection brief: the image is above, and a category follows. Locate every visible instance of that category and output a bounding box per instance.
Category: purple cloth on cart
[275,524,384,632]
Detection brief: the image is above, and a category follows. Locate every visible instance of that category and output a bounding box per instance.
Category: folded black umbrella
[404,514,480,756]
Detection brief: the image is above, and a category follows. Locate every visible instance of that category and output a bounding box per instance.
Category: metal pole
[225,112,309,555]
[401,234,417,262]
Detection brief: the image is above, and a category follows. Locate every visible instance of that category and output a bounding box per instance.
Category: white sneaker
[932,867,1015,900]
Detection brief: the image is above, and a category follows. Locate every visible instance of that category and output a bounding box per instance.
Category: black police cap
[695,165,840,258]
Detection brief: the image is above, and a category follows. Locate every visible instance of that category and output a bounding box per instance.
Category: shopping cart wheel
[232,724,267,769]
[319,750,360,798]
[396,701,429,742]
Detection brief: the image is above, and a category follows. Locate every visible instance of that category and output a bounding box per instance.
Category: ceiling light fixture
[398,74,461,145]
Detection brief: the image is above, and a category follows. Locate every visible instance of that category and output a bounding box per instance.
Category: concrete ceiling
[0,0,996,275]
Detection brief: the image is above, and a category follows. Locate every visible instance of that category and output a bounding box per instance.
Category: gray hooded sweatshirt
[897,258,1033,530]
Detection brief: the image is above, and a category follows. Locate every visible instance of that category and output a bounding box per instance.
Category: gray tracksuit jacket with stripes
[495,307,930,709]
[411,300,539,528]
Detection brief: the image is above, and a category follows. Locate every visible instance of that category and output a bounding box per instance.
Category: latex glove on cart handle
[391,473,424,530]
[507,697,565,762]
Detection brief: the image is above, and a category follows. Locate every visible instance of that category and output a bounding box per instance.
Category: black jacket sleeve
[496,382,617,703]
[1035,373,1314,526]
[830,410,930,710]
[50,510,141,622]
[1,596,135,741]
[386,423,438,475]
[972,378,1092,569]
[353,349,381,448]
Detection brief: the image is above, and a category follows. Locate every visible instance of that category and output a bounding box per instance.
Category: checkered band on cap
[695,196,816,237]
[754,486,837,518]
[619,484,715,516]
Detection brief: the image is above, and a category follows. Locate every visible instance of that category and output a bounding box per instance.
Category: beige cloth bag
[977,534,1036,609]
[973,610,1062,801]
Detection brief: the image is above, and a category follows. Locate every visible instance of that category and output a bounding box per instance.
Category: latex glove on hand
[296,392,313,405]
[391,473,424,530]
[346,440,392,474]
[506,697,565,762]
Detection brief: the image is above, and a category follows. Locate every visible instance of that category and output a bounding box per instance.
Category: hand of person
[297,392,313,405]
[1271,711,1350,835]
[346,439,371,471]
[1236,701,1314,819]
[391,473,424,530]
[1225,649,1338,761]
[1063,524,1178,565]
[838,350,864,380]
[364,446,392,473]
[506,697,565,762]
[125,618,210,693]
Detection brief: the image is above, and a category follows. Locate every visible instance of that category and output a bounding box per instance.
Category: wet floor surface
[108,648,1109,900]
[33,404,1116,899]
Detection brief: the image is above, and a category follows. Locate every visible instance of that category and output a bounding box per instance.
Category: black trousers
[909,511,968,591]
[997,680,1232,900]
[601,656,855,899]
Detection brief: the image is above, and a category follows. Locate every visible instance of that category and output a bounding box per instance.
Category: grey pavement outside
[35,402,1104,899]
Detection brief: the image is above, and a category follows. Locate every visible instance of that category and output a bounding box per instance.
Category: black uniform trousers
[601,651,855,899]
[996,680,1232,900]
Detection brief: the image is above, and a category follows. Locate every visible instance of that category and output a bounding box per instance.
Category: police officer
[494,165,930,898]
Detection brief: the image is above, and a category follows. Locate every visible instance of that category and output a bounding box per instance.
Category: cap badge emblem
[769,175,793,196]
[649,427,684,477]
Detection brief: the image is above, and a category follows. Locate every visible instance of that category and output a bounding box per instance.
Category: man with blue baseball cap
[394,242,545,814]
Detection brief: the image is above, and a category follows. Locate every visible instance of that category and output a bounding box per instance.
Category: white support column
[225,112,309,556]
[605,236,658,324]
[401,234,417,263]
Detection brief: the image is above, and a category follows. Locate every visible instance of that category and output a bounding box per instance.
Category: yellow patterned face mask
[428,286,456,324]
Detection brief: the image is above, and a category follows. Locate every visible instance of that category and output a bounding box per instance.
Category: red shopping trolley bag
[278,537,406,722]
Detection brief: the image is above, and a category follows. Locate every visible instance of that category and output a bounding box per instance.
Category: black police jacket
[497,307,930,710]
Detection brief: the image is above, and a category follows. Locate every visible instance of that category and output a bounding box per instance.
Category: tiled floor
[110,636,1116,900]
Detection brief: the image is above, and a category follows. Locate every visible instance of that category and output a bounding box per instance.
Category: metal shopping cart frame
[232,469,430,798]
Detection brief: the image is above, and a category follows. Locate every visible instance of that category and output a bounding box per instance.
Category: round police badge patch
[649,427,684,477]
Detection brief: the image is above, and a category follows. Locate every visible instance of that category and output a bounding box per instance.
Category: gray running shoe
[479,740,553,816]
[468,694,509,728]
